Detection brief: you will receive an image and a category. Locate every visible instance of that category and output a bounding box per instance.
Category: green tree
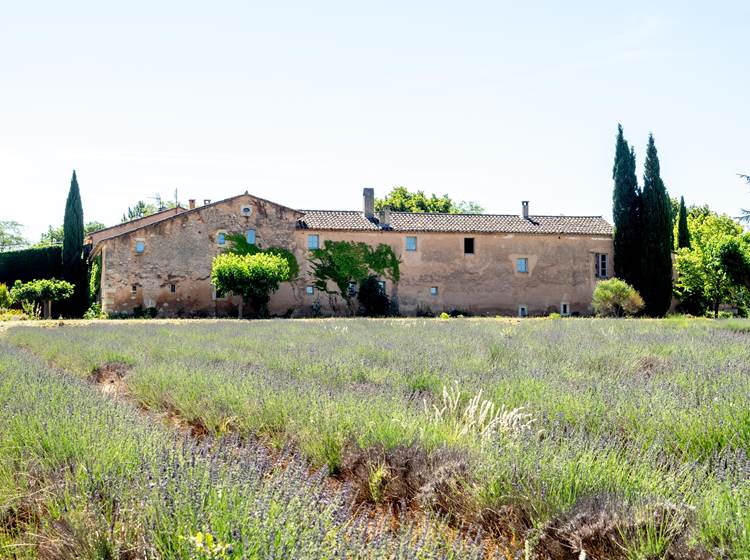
[358,275,390,316]
[122,201,158,223]
[640,134,673,316]
[309,240,400,314]
[0,221,28,251]
[740,174,750,223]
[10,278,75,319]
[211,252,290,318]
[374,186,483,214]
[592,278,644,317]
[62,170,87,316]
[0,283,11,309]
[674,210,750,316]
[224,233,299,281]
[611,124,641,289]
[37,221,105,246]
[677,196,691,249]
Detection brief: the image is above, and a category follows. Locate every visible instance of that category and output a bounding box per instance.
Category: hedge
[0,245,63,285]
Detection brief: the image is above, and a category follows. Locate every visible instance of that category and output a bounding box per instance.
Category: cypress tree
[640,134,673,316]
[612,124,641,288]
[677,195,690,249]
[62,170,86,316]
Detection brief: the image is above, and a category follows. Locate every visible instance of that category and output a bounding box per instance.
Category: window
[561,302,569,316]
[518,305,528,318]
[170,284,176,293]
[464,237,475,254]
[212,286,225,300]
[406,236,417,252]
[430,286,439,296]
[516,257,528,273]
[347,281,358,296]
[378,280,386,292]
[308,234,320,250]
[595,253,609,278]
[135,240,145,254]
[131,284,137,294]
[246,229,256,245]
[217,232,226,245]
[305,286,314,295]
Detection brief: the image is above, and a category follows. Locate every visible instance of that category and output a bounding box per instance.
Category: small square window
[406,236,417,252]
[131,284,137,294]
[170,284,176,293]
[430,286,439,296]
[217,232,226,245]
[305,286,314,295]
[135,240,145,254]
[308,234,320,250]
[561,302,569,316]
[518,305,528,318]
[517,257,528,273]
[464,238,475,254]
[246,229,256,245]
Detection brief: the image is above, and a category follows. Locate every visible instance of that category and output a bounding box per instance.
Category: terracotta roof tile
[297,211,613,236]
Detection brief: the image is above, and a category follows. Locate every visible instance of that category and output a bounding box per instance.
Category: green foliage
[121,200,158,223]
[211,252,290,317]
[309,240,400,312]
[739,173,749,223]
[674,210,750,317]
[612,124,641,289]
[677,196,691,249]
[374,186,483,214]
[0,283,11,309]
[224,233,299,281]
[0,220,28,251]
[83,302,106,319]
[640,134,673,316]
[37,221,106,246]
[358,275,390,316]
[0,245,63,285]
[10,278,75,315]
[62,171,84,268]
[592,278,645,317]
[89,254,102,303]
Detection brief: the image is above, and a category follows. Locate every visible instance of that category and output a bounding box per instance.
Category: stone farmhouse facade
[87,189,613,317]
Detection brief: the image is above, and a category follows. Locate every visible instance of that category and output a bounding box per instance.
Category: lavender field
[2,317,750,559]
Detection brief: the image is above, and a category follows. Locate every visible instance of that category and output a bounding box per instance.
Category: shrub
[10,278,75,319]
[0,245,62,285]
[0,282,11,309]
[357,275,390,316]
[83,303,106,320]
[592,278,644,317]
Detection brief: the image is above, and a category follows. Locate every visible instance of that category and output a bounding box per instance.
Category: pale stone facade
[89,190,613,317]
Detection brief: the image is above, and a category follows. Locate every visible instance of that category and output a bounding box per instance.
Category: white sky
[2,1,748,241]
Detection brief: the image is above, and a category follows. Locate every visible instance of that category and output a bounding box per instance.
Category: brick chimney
[379,207,391,228]
[522,200,529,219]
[363,188,375,218]
[188,199,196,210]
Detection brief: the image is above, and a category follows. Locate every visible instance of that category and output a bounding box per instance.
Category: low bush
[0,282,11,309]
[592,278,644,317]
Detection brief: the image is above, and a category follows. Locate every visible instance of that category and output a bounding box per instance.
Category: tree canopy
[740,174,750,223]
[676,196,691,249]
[224,233,299,281]
[211,252,290,318]
[37,221,106,246]
[0,221,28,252]
[374,186,484,214]
[611,125,641,289]
[11,278,75,318]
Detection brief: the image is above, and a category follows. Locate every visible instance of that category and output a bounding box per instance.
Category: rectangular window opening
[135,240,145,254]
[516,257,528,273]
[305,286,314,295]
[307,234,320,250]
[170,284,176,293]
[518,305,528,318]
[377,280,386,292]
[430,286,439,296]
[246,229,256,245]
[595,253,609,278]
[131,284,137,294]
[561,302,569,316]
[406,236,417,252]
[464,237,475,254]
[217,232,226,245]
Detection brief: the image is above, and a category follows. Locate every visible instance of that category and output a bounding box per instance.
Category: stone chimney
[379,207,391,228]
[363,188,375,218]
[188,199,196,210]
[522,200,529,219]
[204,199,212,206]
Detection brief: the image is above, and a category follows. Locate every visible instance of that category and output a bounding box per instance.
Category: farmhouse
[87,189,613,317]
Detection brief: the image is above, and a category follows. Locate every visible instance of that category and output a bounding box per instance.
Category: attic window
[135,240,145,254]
[464,238,475,254]
[516,258,528,273]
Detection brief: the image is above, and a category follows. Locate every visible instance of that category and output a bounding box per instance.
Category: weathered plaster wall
[291,230,613,316]
[100,195,303,317]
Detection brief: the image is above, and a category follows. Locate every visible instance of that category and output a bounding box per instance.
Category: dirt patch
[634,356,664,380]
[89,362,132,396]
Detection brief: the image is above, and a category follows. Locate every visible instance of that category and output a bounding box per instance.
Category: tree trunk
[43,300,51,319]
[238,297,244,319]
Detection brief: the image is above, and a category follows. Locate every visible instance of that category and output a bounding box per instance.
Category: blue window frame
[516,257,528,273]
[308,234,320,250]
[246,229,256,244]
[305,286,314,295]
[406,236,417,252]
[217,232,226,245]
[135,240,145,254]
